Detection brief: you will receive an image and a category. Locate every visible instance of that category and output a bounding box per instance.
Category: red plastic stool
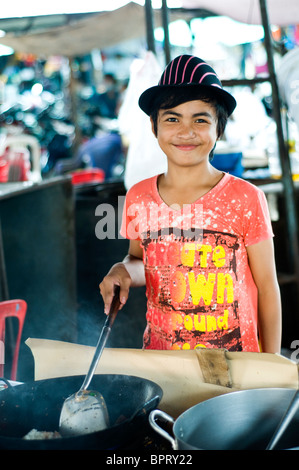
[0,299,27,380]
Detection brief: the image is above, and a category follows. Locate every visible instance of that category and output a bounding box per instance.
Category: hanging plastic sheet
[118,52,167,190]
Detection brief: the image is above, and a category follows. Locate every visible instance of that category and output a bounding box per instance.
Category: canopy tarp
[0,1,297,58]
[181,0,299,26]
[0,3,150,57]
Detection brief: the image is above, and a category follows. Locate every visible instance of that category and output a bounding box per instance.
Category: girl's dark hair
[149,86,228,159]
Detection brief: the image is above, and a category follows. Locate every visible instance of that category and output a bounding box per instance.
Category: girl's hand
[99,262,132,314]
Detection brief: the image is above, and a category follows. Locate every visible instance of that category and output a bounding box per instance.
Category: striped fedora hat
[139,54,236,116]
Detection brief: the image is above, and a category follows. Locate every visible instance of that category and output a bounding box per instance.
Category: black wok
[0,374,162,450]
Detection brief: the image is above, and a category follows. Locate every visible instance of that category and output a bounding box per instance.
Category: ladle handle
[266,389,299,450]
[80,285,121,392]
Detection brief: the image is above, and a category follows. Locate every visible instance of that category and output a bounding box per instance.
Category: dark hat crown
[138,54,236,116]
[158,55,222,90]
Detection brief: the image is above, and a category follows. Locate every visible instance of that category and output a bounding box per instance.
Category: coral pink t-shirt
[120,173,273,352]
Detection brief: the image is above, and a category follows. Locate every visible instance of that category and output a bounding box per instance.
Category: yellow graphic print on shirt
[142,228,242,351]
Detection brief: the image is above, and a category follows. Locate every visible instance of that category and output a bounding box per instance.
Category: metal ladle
[59,286,121,437]
[266,388,299,450]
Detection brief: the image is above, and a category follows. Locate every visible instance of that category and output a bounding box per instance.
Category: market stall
[0,1,299,451]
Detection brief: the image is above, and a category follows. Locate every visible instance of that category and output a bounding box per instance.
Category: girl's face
[152,99,218,169]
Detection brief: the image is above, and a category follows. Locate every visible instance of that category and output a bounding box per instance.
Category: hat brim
[138,83,236,117]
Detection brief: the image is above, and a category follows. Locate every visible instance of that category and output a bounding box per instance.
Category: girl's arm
[99,239,145,314]
[247,238,282,353]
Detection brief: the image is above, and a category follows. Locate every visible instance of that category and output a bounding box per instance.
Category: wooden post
[145,0,156,54]
[161,0,171,64]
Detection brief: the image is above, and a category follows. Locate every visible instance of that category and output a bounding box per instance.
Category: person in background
[97,73,120,119]
[100,55,281,354]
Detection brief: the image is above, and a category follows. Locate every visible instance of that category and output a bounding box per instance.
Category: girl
[100,55,281,353]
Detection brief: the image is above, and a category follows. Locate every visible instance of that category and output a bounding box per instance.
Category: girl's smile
[175,144,198,151]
